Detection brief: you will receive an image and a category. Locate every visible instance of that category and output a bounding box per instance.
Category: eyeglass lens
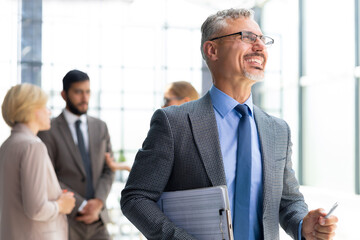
[242,32,273,45]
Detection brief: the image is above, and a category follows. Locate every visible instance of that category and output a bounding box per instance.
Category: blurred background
[1,0,360,239]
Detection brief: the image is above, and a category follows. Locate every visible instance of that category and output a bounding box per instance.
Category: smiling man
[38,70,114,240]
[121,8,338,240]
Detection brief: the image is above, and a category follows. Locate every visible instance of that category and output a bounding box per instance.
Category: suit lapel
[188,93,227,186]
[87,116,98,180]
[253,106,275,216]
[57,113,86,177]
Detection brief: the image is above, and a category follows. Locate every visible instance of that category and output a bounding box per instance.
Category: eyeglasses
[162,97,183,107]
[209,31,274,46]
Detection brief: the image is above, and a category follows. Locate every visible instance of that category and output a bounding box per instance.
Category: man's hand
[75,198,103,224]
[302,208,338,240]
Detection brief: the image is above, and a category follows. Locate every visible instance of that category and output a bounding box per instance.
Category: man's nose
[82,92,90,101]
[252,38,266,51]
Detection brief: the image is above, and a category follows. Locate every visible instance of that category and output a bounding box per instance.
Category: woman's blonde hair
[2,83,48,127]
[168,81,199,101]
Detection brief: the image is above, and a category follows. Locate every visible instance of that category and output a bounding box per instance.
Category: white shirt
[63,109,89,152]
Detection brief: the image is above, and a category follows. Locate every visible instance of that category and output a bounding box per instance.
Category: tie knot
[235,104,250,117]
[75,119,82,128]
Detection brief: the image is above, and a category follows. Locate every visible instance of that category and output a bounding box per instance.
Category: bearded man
[39,69,114,240]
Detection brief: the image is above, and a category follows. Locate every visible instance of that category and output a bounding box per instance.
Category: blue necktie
[233,104,252,240]
[75,120,95,199]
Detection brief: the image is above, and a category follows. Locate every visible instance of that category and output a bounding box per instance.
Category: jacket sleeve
[94,122,115,204]
[279,122,308,239]
[121,109,195,240]
[21,141,59,222]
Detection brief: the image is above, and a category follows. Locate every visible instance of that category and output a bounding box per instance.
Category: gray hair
[200,8,255,60]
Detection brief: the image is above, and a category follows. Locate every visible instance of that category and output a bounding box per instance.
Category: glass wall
[41,0,208,164]
[301,0,356,193]
[262,0,357,193]
[261,1,358,238]
[0,0,19,143]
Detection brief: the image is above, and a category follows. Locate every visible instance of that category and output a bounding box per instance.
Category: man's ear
[61,91,66,101]
[203,41,218,61]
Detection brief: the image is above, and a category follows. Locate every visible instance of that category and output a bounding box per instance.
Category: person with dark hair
[0,83,75,240]
[162,81,199,108]
[38,69,115,240]
[121,8,338,240]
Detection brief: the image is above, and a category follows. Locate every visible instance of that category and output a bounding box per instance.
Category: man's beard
[66,98,87,116]
[244,70,264,82]
[243,52,265,81]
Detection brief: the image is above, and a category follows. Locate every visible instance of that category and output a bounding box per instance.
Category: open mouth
[246,58,263,65]
[244,53,265,69]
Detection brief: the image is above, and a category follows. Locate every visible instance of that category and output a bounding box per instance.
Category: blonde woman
[162,81,199,108]
[0,83,75,240]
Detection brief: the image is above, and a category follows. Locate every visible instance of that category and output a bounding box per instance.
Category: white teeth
[246,59,262,64]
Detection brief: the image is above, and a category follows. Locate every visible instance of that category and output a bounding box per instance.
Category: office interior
[1,0,359,239]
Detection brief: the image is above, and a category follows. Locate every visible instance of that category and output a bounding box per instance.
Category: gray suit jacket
[0,124,67,240]
[121,93,308,240]
[38,113,114,224]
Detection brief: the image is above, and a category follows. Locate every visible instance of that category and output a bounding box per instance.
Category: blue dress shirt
[210,86,263,239]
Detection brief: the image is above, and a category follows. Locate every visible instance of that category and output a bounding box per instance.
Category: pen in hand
[324,202,338,219]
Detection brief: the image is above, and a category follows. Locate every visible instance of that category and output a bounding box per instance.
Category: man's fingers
[75,215,87,221]
[76,214,98,224]
[324,215,339,225]
[318,215,338,227]
[315,223,337,234]
[312,208,326,217]
[313,230,336,240]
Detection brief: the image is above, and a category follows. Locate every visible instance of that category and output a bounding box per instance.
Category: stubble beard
[244,70,264,82]
[66,98,88,116]
[243,52,266,82]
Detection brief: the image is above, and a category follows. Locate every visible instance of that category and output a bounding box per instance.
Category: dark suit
[121,92,308,240]
[38,113,114,239]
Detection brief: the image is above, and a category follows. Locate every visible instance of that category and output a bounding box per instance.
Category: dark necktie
[233,104,252,240]
[75,120,94,199]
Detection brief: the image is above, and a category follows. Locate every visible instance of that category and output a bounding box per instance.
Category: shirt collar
[209,85,254,118]
[63,108,87,125]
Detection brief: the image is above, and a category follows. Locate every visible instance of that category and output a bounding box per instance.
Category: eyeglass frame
[209,31,274,46]
[162,96,184,107]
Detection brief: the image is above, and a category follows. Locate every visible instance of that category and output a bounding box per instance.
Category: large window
[262,1,358,239]
[300,0,356,193]
[41,0,207,163]
[262,0,357,192]
[0,0,18,142]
